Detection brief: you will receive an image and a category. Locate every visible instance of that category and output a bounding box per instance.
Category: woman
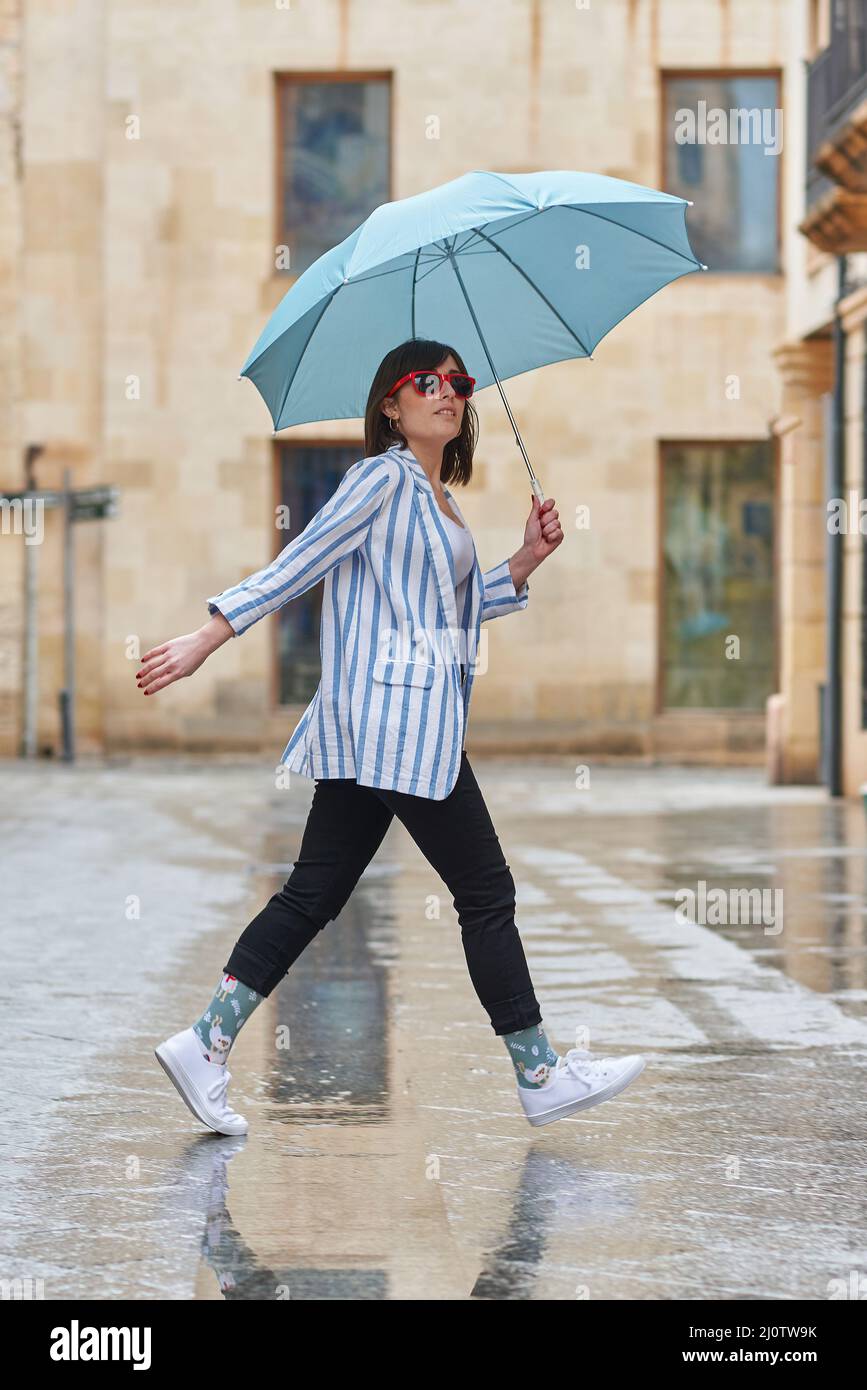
[143,338,646,1134]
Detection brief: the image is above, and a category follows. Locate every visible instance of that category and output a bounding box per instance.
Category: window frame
[656,436,780,715]
[659,67,785,276]
[273,70,394,284]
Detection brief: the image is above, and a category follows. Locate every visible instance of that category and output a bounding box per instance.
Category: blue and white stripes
[206,441,529,799]
[206,457,397,636]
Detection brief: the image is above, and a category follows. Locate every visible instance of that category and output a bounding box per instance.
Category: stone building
[776,0,867,797]
[1,1,807,775]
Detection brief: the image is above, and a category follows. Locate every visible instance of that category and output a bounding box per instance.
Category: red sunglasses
[385,370,476,400]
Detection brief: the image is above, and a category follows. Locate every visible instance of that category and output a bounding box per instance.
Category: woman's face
[382,353,465,452]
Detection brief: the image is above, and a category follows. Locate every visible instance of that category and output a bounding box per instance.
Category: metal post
[22,520,37,758]
[826,259,845,796]
[4,470,117,762]
[61,468,75,761]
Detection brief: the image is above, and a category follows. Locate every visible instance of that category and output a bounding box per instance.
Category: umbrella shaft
[447,246,545,502]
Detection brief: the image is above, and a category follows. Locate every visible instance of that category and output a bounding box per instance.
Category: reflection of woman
[145,337,645,1133]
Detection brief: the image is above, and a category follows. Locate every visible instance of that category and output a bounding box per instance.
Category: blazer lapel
[390,446,460,655]
[387,444,484,691]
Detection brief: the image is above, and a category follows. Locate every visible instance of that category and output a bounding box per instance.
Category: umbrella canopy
[240,167,703,434]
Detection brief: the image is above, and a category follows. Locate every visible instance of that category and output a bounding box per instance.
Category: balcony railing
[806,0,867,206]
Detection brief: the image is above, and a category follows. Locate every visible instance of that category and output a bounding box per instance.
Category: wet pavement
[3,756,867,1300]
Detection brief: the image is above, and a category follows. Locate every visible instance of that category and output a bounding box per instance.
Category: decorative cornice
[772,338,834,395]
[798,186,867,254]
[813,95,867,193]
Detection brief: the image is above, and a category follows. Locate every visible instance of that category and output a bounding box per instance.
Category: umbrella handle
[529,476,546,505]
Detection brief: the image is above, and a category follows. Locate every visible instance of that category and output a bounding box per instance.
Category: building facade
[774,0,867,796]
[0,1,797,770]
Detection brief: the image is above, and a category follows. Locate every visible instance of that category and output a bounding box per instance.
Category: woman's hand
[523,494,563,566]
[136,630,214,696]
[508,495,564,592]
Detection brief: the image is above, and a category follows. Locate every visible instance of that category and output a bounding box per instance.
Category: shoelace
[558,1048,611,1082]
[206,1067,232,1108]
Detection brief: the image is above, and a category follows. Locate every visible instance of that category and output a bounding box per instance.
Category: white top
[440,506,475,587]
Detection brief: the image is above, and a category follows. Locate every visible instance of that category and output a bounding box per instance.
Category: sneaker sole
[154,1041,247,1136]
[523,1056,646,1127]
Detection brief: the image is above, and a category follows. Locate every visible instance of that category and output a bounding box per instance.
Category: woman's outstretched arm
[137,455,399,697]
[206,455,399,636]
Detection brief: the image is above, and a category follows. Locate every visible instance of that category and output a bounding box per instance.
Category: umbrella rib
[561,202,702,268]
[272,287,341,430]
[411,246,421,336]
[341,254,443,287]
[456,210,543,251]
[471,200,698,270]
[468,225,591,357]
[414,259,453,284]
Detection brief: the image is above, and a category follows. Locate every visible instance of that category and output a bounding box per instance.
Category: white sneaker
[154,1026,249,1136]
[517,1047,646,1127]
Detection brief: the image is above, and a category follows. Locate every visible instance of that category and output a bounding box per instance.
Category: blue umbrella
[239,168,704,499]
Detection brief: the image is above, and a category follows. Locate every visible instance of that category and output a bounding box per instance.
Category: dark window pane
[277,443,362,707]
[278,78,390,277]
[662,441,775,709]
[664,75,780,271]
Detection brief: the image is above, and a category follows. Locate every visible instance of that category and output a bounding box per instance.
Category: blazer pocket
[372,657,436,688]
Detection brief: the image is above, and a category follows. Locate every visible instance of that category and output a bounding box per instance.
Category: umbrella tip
[700,263,708,270]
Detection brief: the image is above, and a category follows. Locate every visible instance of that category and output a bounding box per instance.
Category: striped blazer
[205,441,529,799]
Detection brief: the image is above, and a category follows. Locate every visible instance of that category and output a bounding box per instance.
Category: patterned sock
[503,1021,560,1089]
[191,972,262,1066]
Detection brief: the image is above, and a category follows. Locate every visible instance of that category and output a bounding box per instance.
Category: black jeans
[223,750,542,1036]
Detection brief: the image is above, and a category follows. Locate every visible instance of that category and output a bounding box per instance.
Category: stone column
[770,338,833,783]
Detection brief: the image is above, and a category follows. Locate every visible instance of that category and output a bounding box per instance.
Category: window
[276,74,391,279]
[663,73,781,272]
[276,442,363,707]
[661,441,775,710]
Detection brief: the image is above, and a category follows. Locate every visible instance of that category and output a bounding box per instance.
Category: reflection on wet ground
[263,862,399,1124]
[3,758,866,1299]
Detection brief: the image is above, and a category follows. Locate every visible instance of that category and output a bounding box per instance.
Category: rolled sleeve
[205,596,242,637]
[480,556,530,623]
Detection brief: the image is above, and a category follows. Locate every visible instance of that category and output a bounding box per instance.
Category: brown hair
[363,338,478,488]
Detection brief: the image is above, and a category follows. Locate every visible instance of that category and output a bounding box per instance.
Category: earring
[389,416,400,432]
